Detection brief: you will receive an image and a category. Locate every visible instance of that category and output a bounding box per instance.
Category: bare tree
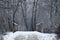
[20,0,28,30]
[50,0,53,28]
[13,0,20,32]
[31,0,38,31]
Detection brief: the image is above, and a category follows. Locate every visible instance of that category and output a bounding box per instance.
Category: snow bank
[3,31,57,40]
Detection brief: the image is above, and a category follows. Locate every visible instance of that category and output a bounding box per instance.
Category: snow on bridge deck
[3,31,57,40]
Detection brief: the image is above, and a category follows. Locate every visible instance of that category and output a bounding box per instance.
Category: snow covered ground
[3,31,57,40]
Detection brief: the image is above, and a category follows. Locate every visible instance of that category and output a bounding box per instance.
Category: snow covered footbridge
[3,31,57,40]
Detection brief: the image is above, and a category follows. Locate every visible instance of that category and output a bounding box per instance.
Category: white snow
[3,31,57,40]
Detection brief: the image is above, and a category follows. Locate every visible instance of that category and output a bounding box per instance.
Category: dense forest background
[0,0,60,34]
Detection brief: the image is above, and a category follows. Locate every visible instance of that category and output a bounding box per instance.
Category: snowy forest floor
[3,31,58,40]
